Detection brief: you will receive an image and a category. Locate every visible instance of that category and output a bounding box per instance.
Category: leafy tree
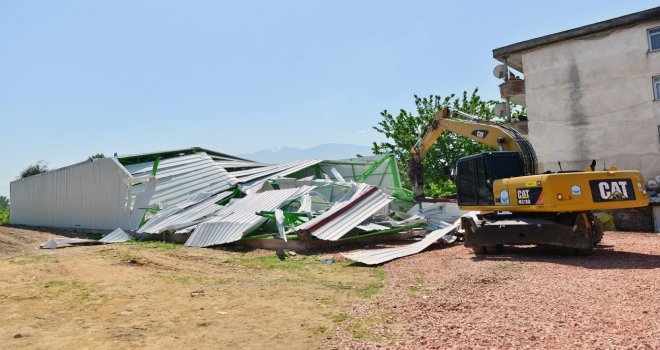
[0,196,8,225]
[88,153,105,161]
[0,209,8,225]
[19,161,49,179]
[372,88,496,197]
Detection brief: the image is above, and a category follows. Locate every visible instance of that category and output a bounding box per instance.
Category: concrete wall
[522,20,660,180]
[10,158,135,231]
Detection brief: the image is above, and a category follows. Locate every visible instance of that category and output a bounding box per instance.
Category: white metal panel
[235,160,323,194]
[137,191,232,234]
[99,228,134,243]
[230,160,322,183]
[10,158,133,230]
[185,186,314,247]
[126,153,237,210]
[340,219,462,265]
[295,184,392,241]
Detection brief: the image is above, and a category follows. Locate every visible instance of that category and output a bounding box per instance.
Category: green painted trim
[388,154,401,188]
[337,223,426,241]
[151,157,160,176]
[241,232,299,240]
[256,210,309,226]
[356,154,391,183]
[321,160,371,166]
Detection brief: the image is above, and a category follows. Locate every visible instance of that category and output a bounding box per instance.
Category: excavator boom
[408,107,536,198]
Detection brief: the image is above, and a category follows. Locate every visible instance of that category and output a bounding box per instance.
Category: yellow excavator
[408,107,649,254]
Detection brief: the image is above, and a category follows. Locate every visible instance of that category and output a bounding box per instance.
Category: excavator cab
[456,152,525,206]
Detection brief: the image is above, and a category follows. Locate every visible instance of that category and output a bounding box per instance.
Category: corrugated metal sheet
[340,218,462,265]
[10,158,135,230]
[230,160,323,193]
[100,228,134,243]
[127,153,237,209]
[137,191,232,234]
[295,184,392,241]
[185,186,314,247]
[210,155,266,169]
[406,202,466,231]
[40,237,103,249]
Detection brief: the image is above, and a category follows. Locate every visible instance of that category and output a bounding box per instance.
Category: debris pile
[41,150,468,263]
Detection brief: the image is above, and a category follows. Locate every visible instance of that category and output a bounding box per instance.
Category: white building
[493,7,660,231]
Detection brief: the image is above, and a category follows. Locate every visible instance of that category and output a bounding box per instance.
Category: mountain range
[238,143,373,163]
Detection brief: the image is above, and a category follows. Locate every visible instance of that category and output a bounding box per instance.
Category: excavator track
[462,212,603,255]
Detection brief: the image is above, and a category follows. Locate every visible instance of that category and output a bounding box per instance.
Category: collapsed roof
[16,146,467,264]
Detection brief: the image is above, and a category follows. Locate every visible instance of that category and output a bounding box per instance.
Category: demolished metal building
[14,147,466,262]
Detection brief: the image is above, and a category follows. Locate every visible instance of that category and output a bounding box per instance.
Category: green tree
[372,88,495,197]
[88,153,105,161]
[0,196,8,225]
[19,161,49,179]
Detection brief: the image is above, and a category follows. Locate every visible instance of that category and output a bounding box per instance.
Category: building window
[649,27,660,52]
[655,76,660,100]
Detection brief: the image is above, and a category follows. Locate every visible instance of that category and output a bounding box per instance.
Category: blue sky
[1,1,657,197]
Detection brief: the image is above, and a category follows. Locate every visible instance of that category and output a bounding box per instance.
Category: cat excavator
[408,107,649,254]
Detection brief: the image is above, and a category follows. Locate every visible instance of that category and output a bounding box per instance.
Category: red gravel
[330,232,660,349]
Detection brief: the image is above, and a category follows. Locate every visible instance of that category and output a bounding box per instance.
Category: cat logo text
[589,179,636,202]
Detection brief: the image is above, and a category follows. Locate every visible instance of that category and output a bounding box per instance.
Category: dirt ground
[1,226,658,349]
[0,226,382,350]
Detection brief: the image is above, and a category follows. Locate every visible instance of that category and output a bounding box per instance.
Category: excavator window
[456,152,524,206]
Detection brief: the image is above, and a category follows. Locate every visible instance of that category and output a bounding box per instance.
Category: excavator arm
[407,107,537,199]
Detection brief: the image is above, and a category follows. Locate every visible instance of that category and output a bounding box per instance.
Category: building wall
[522,21,660,180]
[10,158,135,231]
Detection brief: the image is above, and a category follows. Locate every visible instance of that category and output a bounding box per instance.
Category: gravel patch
[329,232,660,349]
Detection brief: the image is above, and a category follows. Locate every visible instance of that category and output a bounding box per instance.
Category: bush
[20,161,48,178]
[0,208,9,225]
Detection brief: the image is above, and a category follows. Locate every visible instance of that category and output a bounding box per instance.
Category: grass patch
[152,271,206,285]
[408,271,426,295]
[9,255,58,265]
[214,277,233,285]
[344,313,400,342]
[313,325,328,334]
[347,316,376,340]
[231,254,318,271]
[356,266,385,298]
[196,321,211,327]
[120,240,183,251]
[41,279,97,300]
[326,312,350,323]
[85,233,103,240]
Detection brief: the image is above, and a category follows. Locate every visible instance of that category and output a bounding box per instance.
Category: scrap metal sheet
[127,153,237,209]
[185,186,314,247]
[137,191,232,234]
[340,219,461,265]
[99,228,133,243]
[232,160,323,194]
[40,238,103,249]
[295,184,392,241]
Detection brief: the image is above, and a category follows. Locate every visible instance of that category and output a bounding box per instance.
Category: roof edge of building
[493,6,660,60]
